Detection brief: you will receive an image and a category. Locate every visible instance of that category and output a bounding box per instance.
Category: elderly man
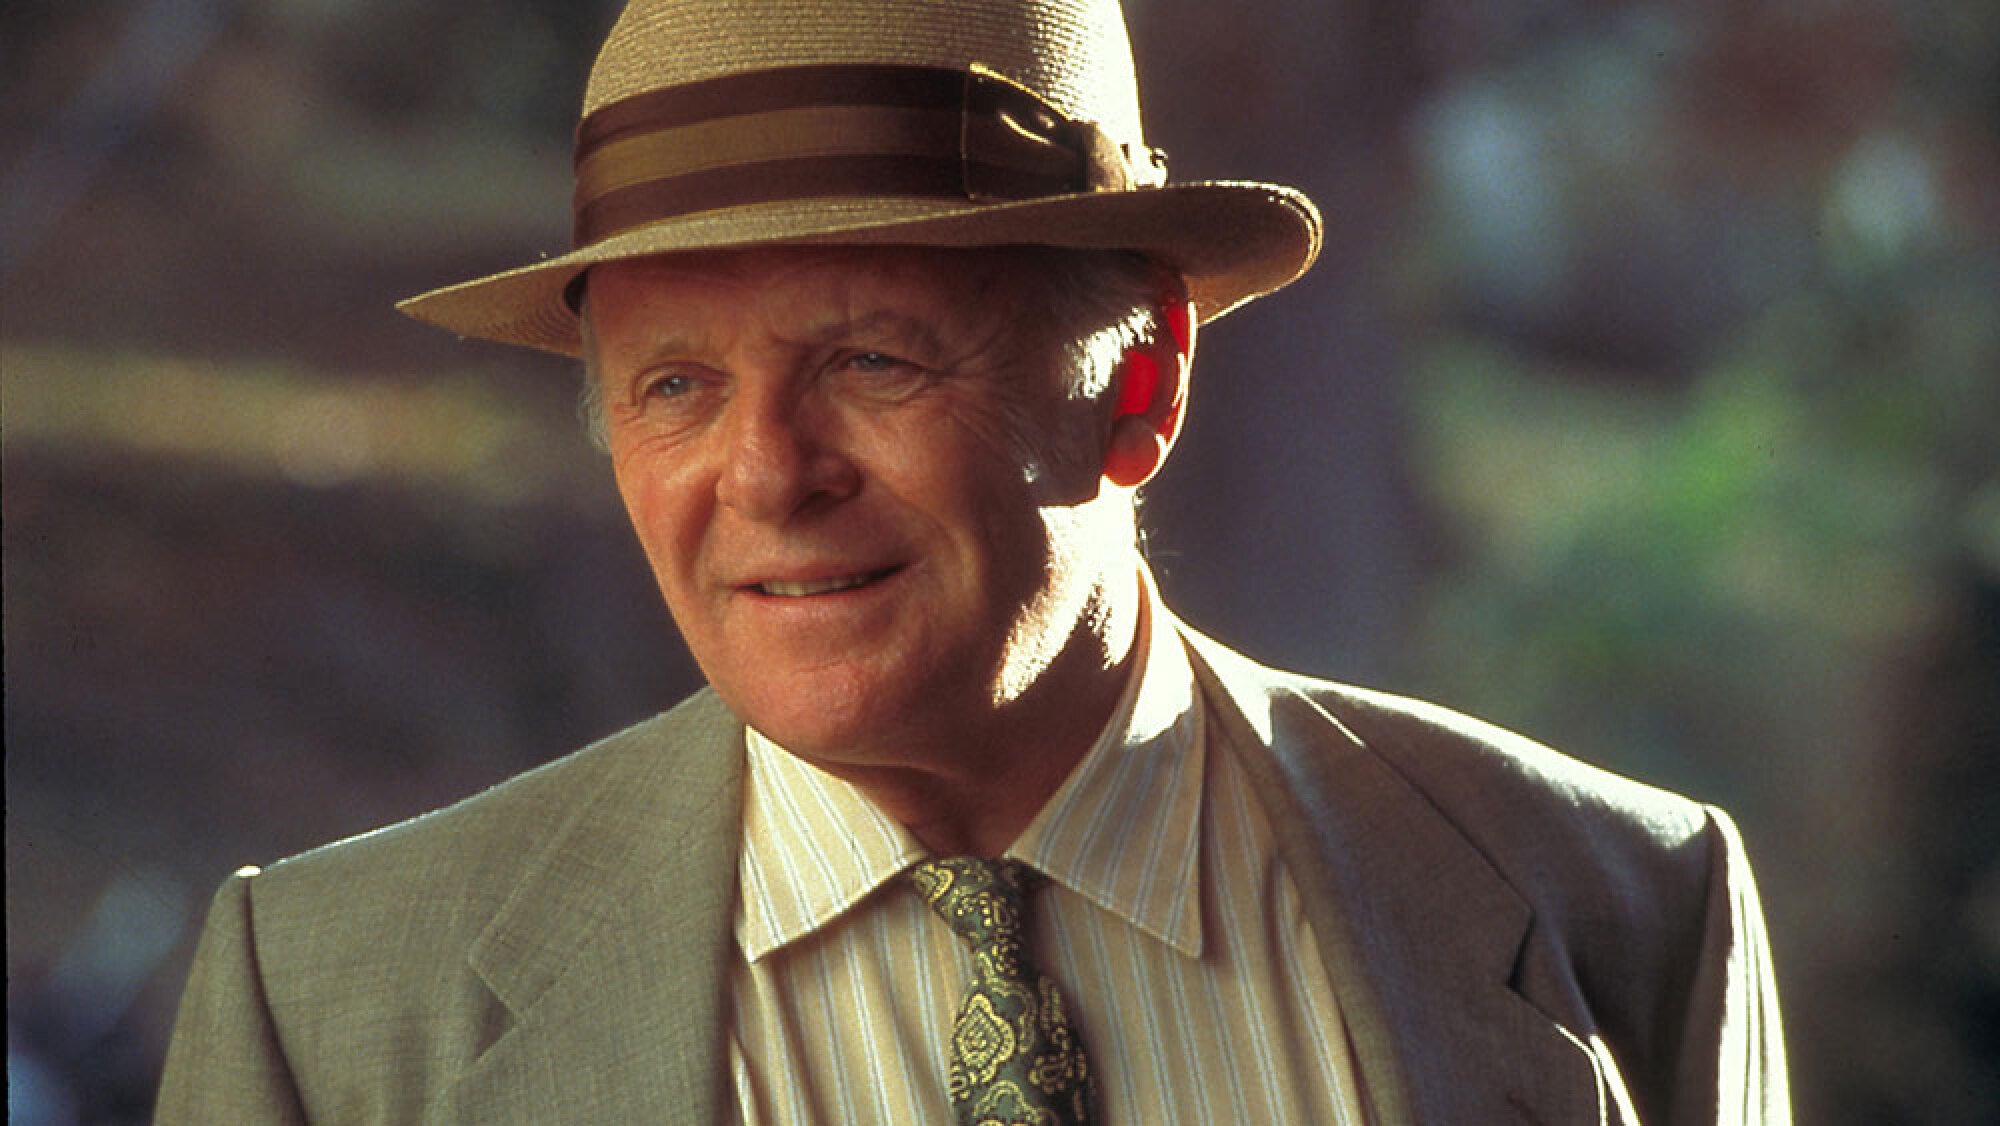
[157,1,1787,1123]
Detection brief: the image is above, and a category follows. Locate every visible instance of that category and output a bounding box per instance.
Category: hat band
[570,63,1165,246]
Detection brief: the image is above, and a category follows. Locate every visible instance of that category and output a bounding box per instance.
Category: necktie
[907,857,1097,1126]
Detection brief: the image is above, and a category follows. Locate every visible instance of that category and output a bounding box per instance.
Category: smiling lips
[750,566,900,598]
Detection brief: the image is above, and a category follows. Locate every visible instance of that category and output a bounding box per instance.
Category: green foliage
[1410,252,1998,798]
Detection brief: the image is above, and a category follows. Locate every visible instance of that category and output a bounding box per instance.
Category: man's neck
[794,570,1148,857]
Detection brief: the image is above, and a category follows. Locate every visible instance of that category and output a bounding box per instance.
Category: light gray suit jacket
[156,628,1788,1123]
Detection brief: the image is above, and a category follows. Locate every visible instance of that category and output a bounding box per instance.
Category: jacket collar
[440,690,747,1122]
[1181,626,1610,1125]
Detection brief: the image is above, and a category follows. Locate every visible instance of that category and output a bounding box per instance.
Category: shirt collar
[734,731,928,963]
[1008,569,1205,957]
[734,566,1205,963]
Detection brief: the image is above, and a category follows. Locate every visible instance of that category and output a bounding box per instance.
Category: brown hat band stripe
[570,63,1156,246]
[577,105,964,202]
[576,154,1075,247]
[577,64,968,155]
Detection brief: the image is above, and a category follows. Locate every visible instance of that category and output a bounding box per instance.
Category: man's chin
[718,674,919,762]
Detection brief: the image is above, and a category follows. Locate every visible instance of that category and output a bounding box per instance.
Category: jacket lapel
[435,691,747,1123]
[1184,629,1608,1125]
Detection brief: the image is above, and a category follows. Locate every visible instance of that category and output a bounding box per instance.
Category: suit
[156,625,1787,1123]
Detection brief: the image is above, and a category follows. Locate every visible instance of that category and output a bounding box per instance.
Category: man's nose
[713,388,860,521]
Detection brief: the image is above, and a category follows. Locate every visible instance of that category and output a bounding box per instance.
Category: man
[157,0,1788,1122]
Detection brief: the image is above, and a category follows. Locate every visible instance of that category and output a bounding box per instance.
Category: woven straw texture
[588,0,1144,145]
[398,0,1321,357]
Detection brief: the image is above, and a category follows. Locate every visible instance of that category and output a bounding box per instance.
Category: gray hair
[577,313,613,455]
[576,246,1170,453]
[1014,246,1167,402]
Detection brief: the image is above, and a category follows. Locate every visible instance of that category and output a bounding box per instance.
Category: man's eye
[836,351,937,400]
[844,351,913,374]
[642,372,700,399]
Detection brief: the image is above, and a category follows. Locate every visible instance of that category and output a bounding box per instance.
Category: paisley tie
[907,857,1097,1126]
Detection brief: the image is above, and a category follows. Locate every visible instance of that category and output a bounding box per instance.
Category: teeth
[758,574,872,597]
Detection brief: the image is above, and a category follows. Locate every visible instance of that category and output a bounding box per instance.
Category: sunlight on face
[584,246,1143,766]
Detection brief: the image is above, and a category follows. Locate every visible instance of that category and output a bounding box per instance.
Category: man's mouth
[752,567,898,597]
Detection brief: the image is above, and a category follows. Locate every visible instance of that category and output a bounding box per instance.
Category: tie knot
[907,857,1040,947]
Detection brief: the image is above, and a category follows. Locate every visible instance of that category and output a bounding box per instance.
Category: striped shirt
[726,579,1370,1124]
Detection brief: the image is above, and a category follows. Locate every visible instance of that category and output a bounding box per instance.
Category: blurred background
[5,0,1996,1120]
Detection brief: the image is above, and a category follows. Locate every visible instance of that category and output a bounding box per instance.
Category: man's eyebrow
[798,309,948,356]
[615,327,707,377]
[614,306,958,376]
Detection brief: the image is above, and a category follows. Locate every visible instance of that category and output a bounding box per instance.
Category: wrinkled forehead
[582,244,1055,359]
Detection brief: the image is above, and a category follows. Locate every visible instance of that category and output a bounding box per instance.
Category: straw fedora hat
[397,0,1322,357]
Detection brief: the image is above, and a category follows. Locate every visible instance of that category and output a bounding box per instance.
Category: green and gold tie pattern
[907,857,1097,1126]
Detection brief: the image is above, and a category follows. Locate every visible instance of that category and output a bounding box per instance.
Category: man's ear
[1103,296,1196,489]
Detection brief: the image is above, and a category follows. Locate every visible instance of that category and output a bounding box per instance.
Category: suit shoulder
[1294,677,1737,1039]
[250,690,735,919]
[1336,684,1696,832]
[1186,626,1706,851]
[1311,679,1710,849]
[181,691,742,1115]
[1272,673,1725,937]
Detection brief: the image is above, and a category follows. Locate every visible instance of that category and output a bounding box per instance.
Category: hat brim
[396,180,1320,357]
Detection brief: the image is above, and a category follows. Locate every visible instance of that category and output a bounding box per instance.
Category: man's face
[587,246,1132,766]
